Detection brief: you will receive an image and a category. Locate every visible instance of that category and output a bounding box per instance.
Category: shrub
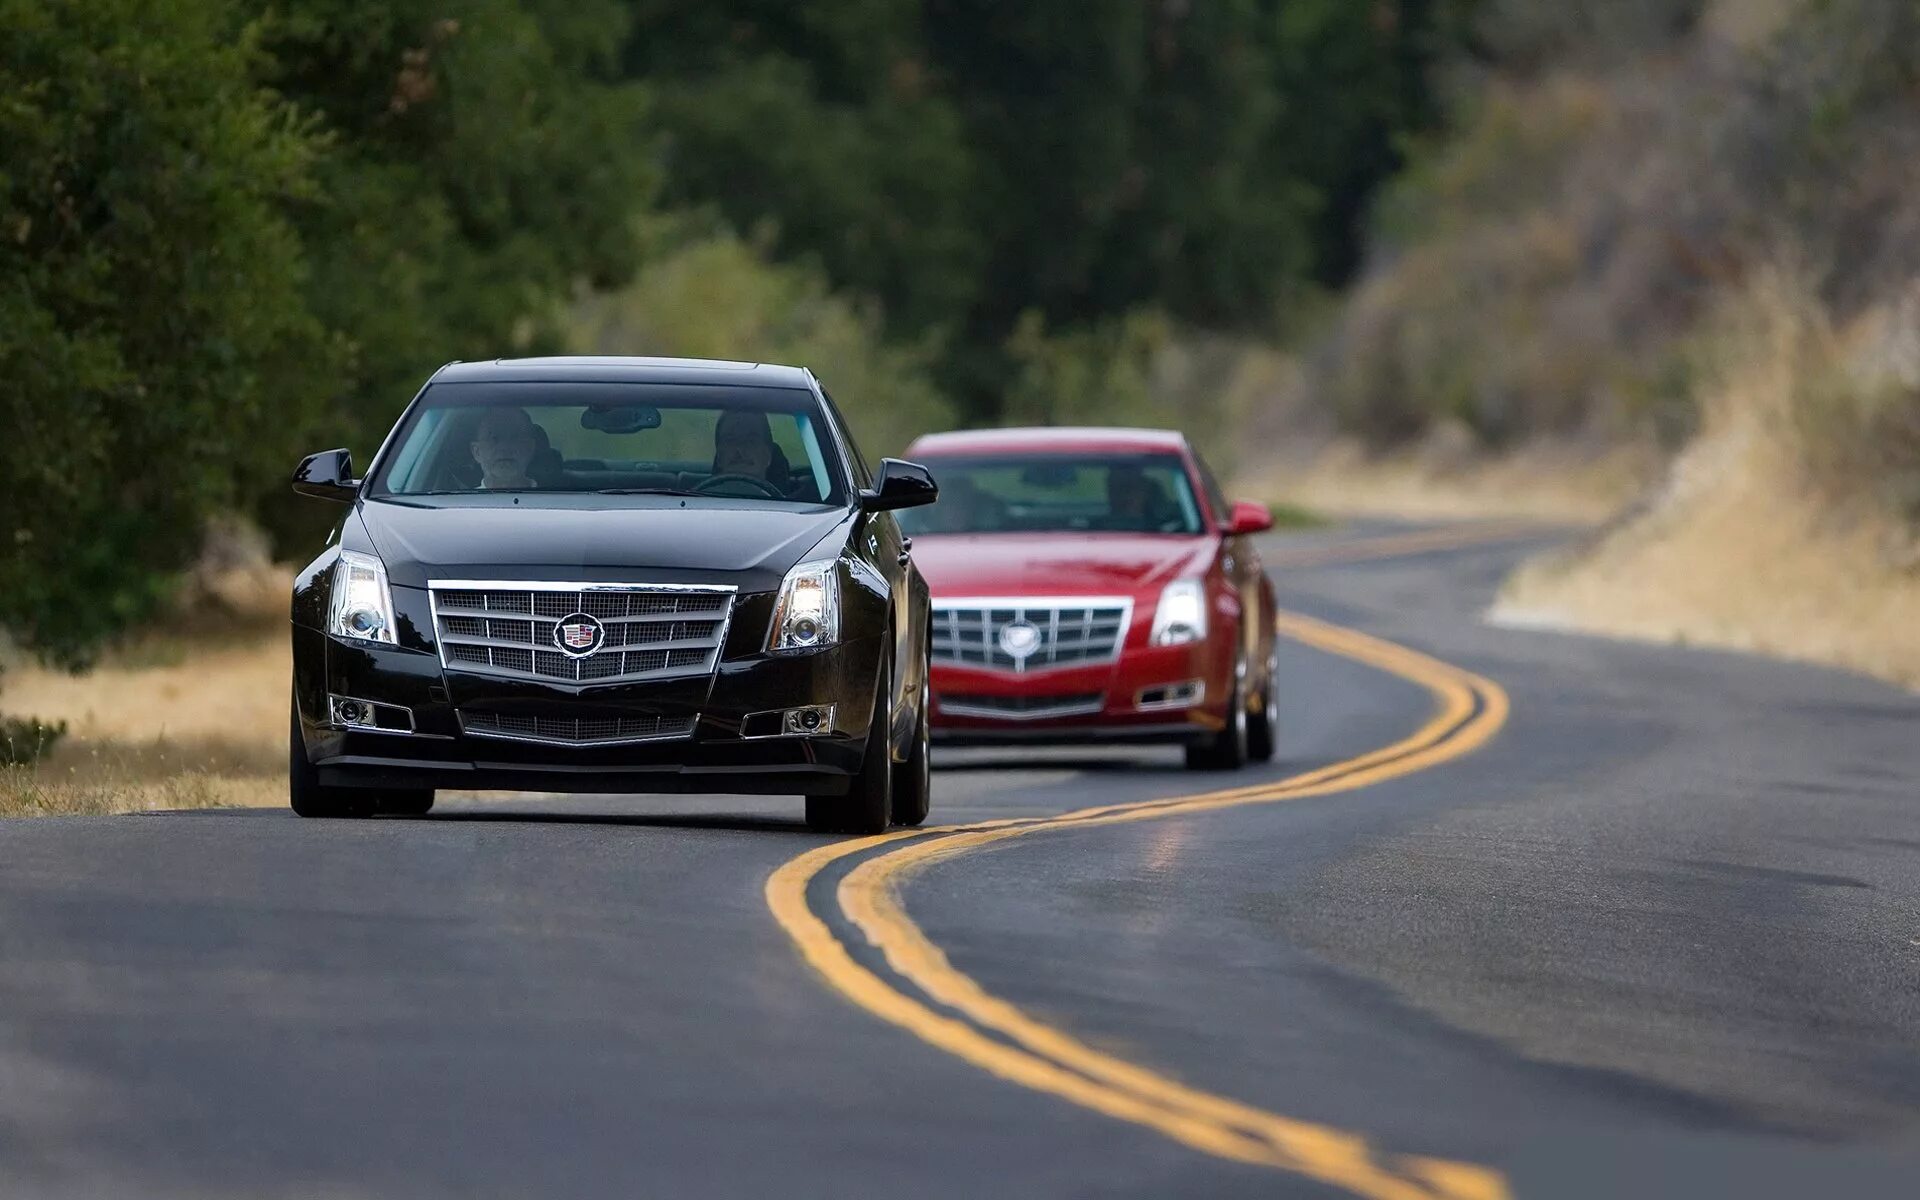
[569,219,953,458]
[0,716,67,767]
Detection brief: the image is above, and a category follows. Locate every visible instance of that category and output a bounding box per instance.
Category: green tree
[570,217,952,457]
[250,0,655,546]
[622,0,980,337]
[0,0,332,666]
[617,1,1451,419]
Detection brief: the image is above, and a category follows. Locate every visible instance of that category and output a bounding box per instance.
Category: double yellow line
[766,610,1513,1199]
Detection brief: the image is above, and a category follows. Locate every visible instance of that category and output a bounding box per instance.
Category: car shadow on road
[929,755,1193,775]
[417,809,821,835]
[165,805,823,836]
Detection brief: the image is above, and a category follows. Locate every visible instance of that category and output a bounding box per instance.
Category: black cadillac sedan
[288,356,938,834]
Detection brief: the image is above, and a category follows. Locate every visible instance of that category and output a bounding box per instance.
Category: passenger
[470,407,541,490]
[1107,464,1185,531]
[1106,464,1158,527]
[712,410,793,489]
[931,475,1001,532]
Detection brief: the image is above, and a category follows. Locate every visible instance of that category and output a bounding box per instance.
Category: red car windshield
[900,453,1204,536]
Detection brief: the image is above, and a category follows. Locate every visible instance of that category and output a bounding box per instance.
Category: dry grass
[1,563,291,817]
[1248,431,1655,523]
[1495,289,1920,688]
[5,634,290,749]
[0,766,277,818]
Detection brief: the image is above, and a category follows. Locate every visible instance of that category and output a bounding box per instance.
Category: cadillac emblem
[998,620,1042,661]
[553,612,605,657]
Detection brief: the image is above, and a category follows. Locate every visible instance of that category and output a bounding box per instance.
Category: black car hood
[356,495,851,592]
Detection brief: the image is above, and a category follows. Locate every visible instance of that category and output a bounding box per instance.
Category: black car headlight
[328,549,397,645]
[768,558,841,652]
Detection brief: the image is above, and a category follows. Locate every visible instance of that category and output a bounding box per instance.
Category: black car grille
[430,583,732,685]
[936,692,1106,721]
[931,599,1131,672]
[458,709,696,746]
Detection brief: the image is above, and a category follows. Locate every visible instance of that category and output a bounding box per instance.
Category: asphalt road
[3,523,1918,1198]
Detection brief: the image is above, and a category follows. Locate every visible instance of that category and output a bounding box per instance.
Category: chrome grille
[937,692,1106,721]
[459,709,695,746]
[930,597,1131,673]
[430,581,733,685]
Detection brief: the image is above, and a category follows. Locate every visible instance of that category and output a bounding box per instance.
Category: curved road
[3,524,1917,1198]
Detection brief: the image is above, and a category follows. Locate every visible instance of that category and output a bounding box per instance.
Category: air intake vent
[458,709,695,747]
[936,692,1106,721]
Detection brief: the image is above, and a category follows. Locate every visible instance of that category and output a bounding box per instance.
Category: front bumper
[929,640,1232,747]
[293,622,884,795]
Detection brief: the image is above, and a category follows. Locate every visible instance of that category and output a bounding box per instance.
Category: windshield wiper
[595,487,706,497]
[383,488,546,497]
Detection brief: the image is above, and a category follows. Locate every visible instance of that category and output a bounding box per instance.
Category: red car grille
[930,599,1130,672]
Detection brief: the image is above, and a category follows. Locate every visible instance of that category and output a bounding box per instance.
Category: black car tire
[806,674,894,835]
[892,673,932,827]
[288,702,375,818]
[1246,641,1278,764]
[1185,653,1250,772]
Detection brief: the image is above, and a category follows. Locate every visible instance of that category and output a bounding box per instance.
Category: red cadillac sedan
[897,427,1278,769]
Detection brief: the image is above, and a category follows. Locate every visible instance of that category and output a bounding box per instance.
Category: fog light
[1136,680,1206,712]
[328,694,414,734]
[783,705,835,736]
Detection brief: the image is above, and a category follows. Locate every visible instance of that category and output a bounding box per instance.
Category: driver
[1106,463,1178,530]
[470,407,541,490]
[711,410,792,490]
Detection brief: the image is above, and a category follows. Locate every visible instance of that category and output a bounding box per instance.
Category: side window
[819,388,873,488]
[1191,453,1231,528]
[384,408,446,491]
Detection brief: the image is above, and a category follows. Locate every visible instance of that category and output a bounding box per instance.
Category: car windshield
[897,453,1204,536]
[366,381,845,505]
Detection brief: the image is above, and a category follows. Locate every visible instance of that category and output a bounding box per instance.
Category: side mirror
[293,448,359,503]
[1226,500,1273,535]
[859,458,939,512]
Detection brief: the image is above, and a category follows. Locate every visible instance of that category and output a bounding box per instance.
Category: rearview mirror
[581,404,662,434]
[1018,462,1079,489]
[293,448,358,503]
[1226,500,1273,535]
[859,458,939,512]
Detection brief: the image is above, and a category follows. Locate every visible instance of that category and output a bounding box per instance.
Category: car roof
[430,356,816,389]
[906,426,1191,457]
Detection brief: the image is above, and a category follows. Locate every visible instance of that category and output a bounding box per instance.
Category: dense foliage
[0,0,331,665]
[626,0,1454,411]
[3,0,1448,666]
[1312,0,1920,503]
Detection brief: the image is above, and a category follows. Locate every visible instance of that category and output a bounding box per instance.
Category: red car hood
[910,533,1215,598]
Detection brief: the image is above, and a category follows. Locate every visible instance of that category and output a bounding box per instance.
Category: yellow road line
[765,610,1512,1199]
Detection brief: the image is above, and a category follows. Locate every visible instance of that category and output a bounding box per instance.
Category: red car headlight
[1149,578,1208,647]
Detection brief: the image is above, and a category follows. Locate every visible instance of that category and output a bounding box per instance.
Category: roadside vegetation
[1279,0,1920,684]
